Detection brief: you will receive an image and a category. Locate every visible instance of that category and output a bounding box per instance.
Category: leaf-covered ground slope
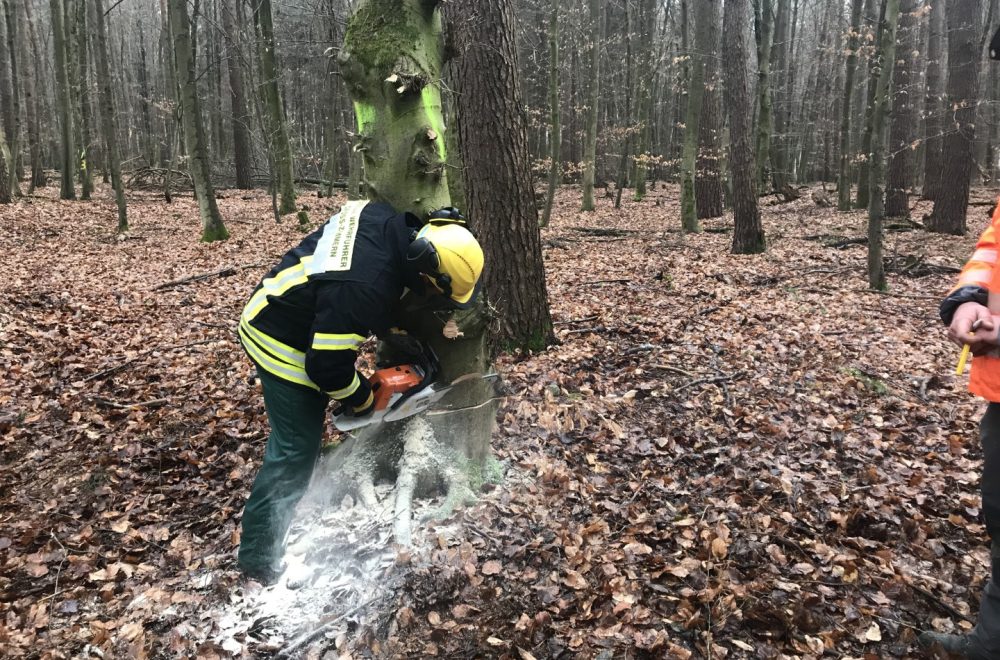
[0,184,992,658]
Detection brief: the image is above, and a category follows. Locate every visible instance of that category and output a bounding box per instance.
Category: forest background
[2,0,999,658]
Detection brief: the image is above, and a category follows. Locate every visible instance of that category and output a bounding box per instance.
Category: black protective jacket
[238,201,420,407]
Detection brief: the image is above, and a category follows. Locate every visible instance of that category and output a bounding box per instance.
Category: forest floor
[0,181,995,659]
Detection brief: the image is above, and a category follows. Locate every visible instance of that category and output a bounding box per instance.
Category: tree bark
[93,0,127,233]
[927,0,981,235]
[754,0,774,192]
[632,0,654,202]
[340,0,496,546]
[51,0,76,199]
[867,0,901,291]
[223,0,253,190]
[580,0,602,212]
[168,0,229,242]
[695,0,722,219]
[726,0,763,254]
[838,0,864,210]
[1,0,21,195]
[885,0,918,218]
[443,0,553,353]
[74,0,93,200]
[769,0,791,190]
[539,0,560,228]
[0,116,9,203]
[680,0,714,231]
[20,0,42,190]
[253,0,298,217]
[857,0,885,210]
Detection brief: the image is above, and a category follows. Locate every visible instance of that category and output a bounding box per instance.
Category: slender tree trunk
[885,0,918,218]
[539,0,560,228]
[857,0,886,210]
[443,0,553,352]
[93,0,127,232]
[580,0,602,211]
[138,30,155,166]
[168,0,229,242]
[695,0,722,219]
[868,0,900,291]
[223,0,253,190]
[21,0,42,190]
[680,0,714,231]
[770,0,790,190]
[51,0,76,199]
[633,0,654,202]
[2,0,21,195]
[253,0,298,217]
[754,0,774,192]
[927,0,982,234]
[726,0,763,253]
[75,0,93,200]
[838,0,864,210]
[0,123,9,203]
[613,0,633,211]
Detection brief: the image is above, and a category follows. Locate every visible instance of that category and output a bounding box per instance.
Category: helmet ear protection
[406,234,454,297]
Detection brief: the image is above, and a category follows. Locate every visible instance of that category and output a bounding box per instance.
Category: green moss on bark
[344,0,419,78]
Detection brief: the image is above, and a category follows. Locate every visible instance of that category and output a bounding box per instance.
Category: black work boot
[919,578,1000,659]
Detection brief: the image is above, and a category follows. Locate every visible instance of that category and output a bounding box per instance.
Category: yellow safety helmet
[407,223,484,307]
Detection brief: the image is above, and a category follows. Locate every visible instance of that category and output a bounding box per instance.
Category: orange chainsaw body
[370,365,424,411]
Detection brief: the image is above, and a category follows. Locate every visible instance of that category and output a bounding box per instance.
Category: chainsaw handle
[388,345,439,411]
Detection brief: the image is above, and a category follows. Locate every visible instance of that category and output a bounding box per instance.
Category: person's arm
[306,284,383,412]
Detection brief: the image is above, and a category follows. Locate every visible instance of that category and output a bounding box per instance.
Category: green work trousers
[238,370,329,575]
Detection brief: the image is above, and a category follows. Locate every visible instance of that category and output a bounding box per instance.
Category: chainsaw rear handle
[388,344,440,411]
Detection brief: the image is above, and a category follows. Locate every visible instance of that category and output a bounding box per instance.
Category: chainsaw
[332,349,500,432]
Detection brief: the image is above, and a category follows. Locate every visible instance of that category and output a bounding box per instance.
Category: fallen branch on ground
[82,339,217,382]
[152,263,264,291]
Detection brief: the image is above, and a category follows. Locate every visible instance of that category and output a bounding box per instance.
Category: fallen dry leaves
[0,181,993,658]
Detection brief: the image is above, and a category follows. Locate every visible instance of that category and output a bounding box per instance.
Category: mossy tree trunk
[580,0,601,212]
[93,0,127,233]
[50,0,76,200]
[253,0,298,218]
[867,0,900,292]
[168,0,229,242]
[339,0,496,545]
[838,0,864,211]
[857,0,885,211]
[539,0,560,228]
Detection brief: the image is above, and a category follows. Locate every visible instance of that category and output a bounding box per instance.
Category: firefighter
[918,25,1000,659]
[236,200,484,584]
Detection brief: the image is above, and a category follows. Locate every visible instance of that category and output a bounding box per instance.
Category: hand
[949,302,998,355]
[350,394,376,418]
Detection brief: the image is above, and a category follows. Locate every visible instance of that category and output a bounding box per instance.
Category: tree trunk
[93,0,127,233]
[539,0,560,228]
[74,0,93,200]
[51,0,76,199]
[680,0,714,231]
[0,118,9,203]
[223,0,253,190]
[443,0,553,353]
[754,0,774,192]
[580,0,602,212]
[695,0,722,219]
[20,0,42,190]
[927,0,981,234]
[857,0,885,210]
[867,0,900,291]
[632,0,654,202]
[613,0,633,211]
[726,0,763,254]
[168,0,229,242]
[884,0,918,218]
[138,30,155,166]
[339,0,496,547]
[838,0,864,210]
[769,0,790,190]
[253,0,298,217]
[1,0,21,195]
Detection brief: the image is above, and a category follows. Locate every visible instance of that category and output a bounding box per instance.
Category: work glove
[377,328,426,367]
[332,390,375,419]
